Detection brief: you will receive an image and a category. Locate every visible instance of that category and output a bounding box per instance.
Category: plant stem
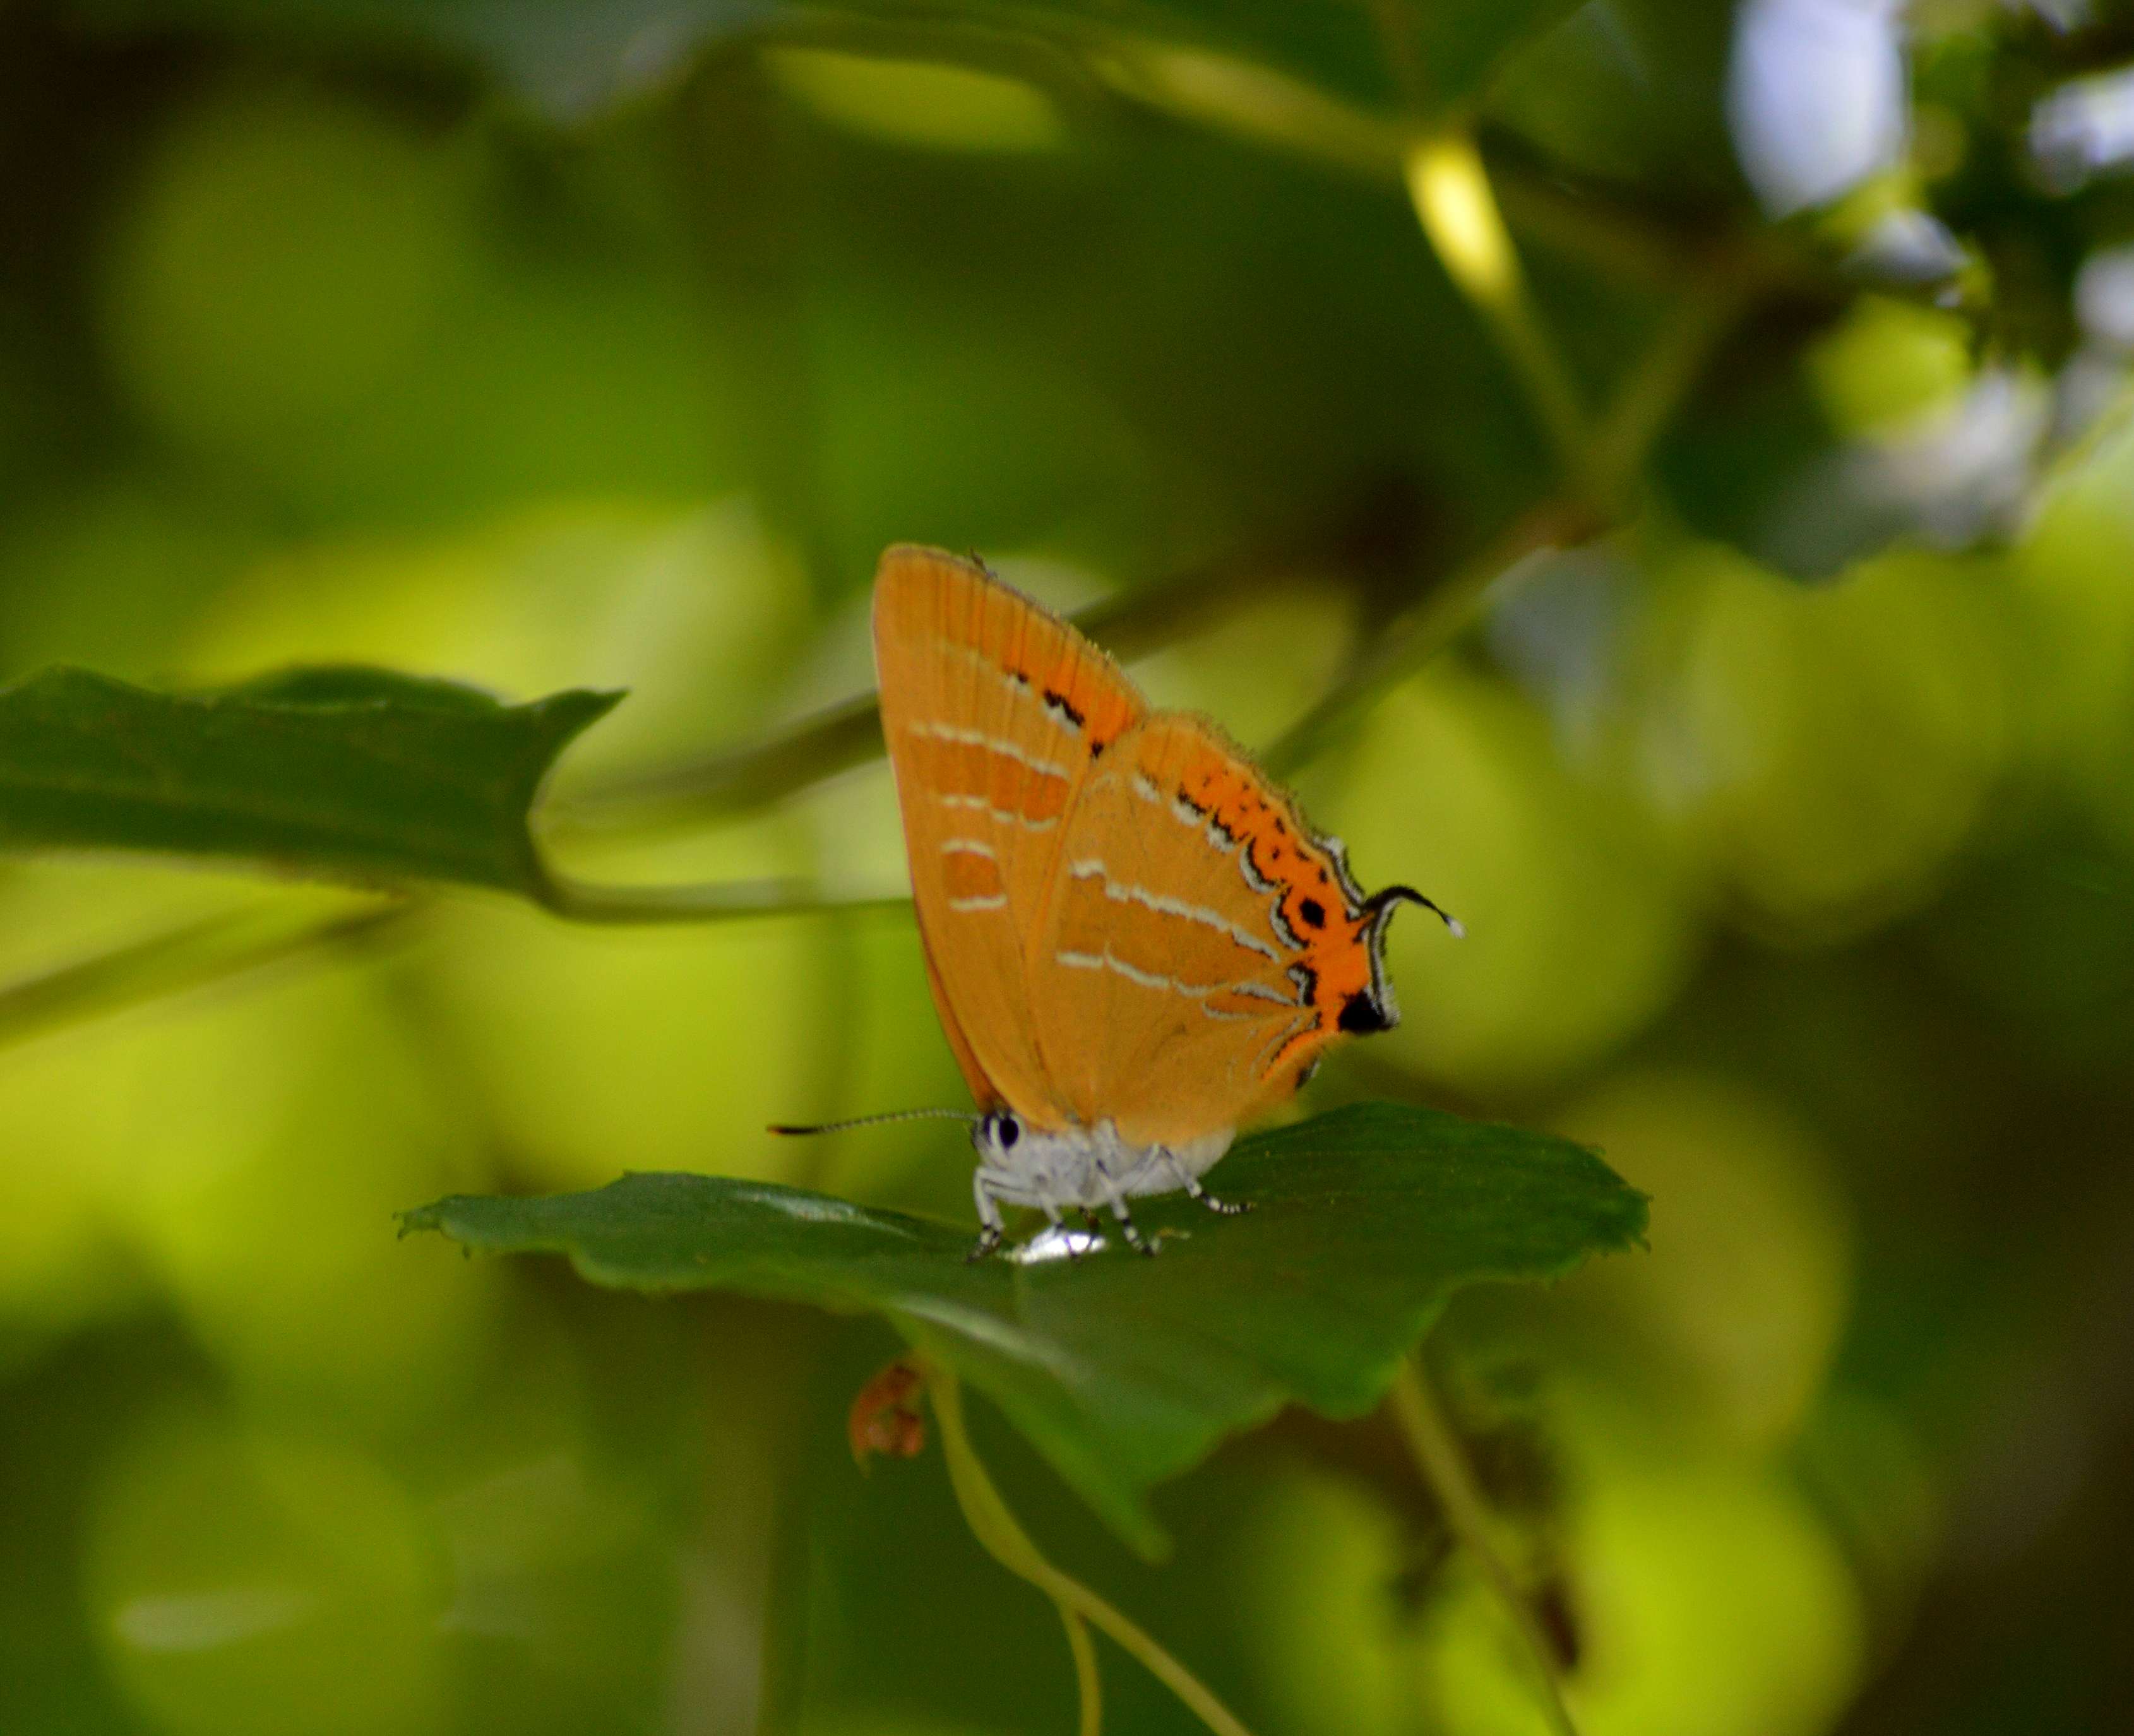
[1589,276,1753,502]
[0,896,414,1052]
[559,691,890,837]
[1389,1359,1580,1736]
[927,1366,1256,1736]
[0,877,915,1052]
[1063,1600,1104,1736]
[1258,270,1738,778]
[1402,130,1601,506]
[548,496,1423,839]
[536,872,910,925]
[1261,497,1600,777]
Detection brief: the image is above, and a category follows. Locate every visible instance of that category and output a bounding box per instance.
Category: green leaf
[68,0,1578,128]
[0,665,618,897]
[401,1101,1647,1554]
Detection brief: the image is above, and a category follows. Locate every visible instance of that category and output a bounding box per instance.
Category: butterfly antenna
[768,1107,980,1137]
[1369,884,1466,940]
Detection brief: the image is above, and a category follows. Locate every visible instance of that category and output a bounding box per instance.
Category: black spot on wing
[1338,991,1392,1035]
[1299,898,1326,929]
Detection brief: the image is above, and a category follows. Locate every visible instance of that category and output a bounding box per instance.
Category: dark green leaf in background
[0,665,617,896]
[402,1101,1648,1554]
[68,0,1580,125]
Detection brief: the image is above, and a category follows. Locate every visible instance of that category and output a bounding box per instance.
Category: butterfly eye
[996,1114,1021,1150]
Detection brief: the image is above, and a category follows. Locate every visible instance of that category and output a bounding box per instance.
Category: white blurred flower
[2075,246,2134,353]
[1863,369,2050,545]
[2009,0,2092,30]
[2031,65,2134,192]
[2054,247,2134,445]
[1842,207,1969,287]
[1729,0,1910,217]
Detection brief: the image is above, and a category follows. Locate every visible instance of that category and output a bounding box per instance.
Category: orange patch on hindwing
[939,844,1004,905]
[1169,737,1389,1076]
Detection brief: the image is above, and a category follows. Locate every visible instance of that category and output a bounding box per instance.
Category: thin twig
[536,872,910,925]
[559,691,888,833]
[1071,8,1840,315]
[550,497,1426,838]
[1261,497,1600,777]
[1588,275,1756,502]
[0,873,915,1054]
[1400,129,1602,506]
[927,1365,1256,1736]
[1389,1359,1580,1736]
[1080,29,1402,180]
[1253,265,1746,778]
[1064,1599,1104,1736]
[0,897,415,1052]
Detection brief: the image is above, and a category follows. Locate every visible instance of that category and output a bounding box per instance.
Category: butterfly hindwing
[1030,712,1398,1148]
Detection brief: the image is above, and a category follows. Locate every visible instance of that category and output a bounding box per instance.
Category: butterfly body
[967,1112,1235,1252]
[871,545,1451,1254]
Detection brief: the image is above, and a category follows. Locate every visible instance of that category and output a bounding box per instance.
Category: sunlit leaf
[401,1100,1647,1554]
[0,665,617,896]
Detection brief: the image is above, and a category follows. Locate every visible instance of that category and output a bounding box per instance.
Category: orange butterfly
[796,545,1455,1256]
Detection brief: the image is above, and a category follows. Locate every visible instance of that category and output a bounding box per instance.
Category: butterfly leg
[1031,1183,1086,1261]
[1089,1161,1156,1256]
[967,1170,1006,1262]
[1156,1149,1251,1217]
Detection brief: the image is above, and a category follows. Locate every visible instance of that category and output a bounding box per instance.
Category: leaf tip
[395,1199,448,1240]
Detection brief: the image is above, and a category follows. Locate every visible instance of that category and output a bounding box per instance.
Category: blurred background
[4,1,2133,1732]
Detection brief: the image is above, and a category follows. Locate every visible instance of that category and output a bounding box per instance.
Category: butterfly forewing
[873,545,1143,1126]
[1031,713,1393,1148]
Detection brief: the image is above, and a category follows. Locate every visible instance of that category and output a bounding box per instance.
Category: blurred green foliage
[5,1,2134,1734]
